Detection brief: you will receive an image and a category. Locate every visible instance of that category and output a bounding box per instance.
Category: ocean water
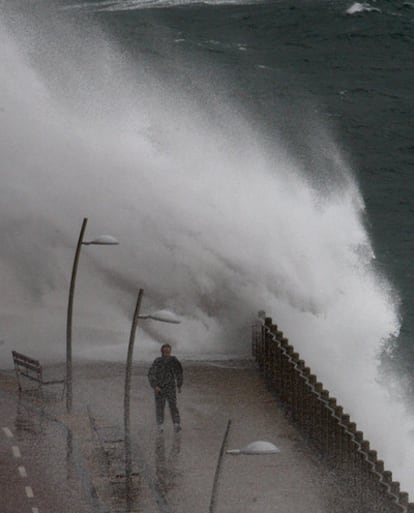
[1,0,414,495]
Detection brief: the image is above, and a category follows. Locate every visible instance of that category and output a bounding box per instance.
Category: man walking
[148,343,183,433]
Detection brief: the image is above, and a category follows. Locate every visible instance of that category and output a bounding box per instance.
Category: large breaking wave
[1,3,413,494]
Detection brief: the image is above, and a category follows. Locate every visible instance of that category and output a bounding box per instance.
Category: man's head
[160,343,172,358]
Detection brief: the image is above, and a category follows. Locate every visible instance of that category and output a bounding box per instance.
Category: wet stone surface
[1,361,347,513]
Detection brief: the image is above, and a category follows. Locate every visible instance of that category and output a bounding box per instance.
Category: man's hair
[160,343,172,354]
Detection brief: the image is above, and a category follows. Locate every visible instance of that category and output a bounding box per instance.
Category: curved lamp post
[124,288,180,502]
[124,288,181,435]
[66,217,119,413]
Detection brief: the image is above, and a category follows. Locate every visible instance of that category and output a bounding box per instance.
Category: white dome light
[226,440,280,455]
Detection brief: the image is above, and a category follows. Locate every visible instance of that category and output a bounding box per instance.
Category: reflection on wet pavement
[14,395,44,436]
[6,393,105,513]
[155,432,182,496]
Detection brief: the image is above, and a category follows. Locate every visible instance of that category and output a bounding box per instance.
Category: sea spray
[1,5,413,495]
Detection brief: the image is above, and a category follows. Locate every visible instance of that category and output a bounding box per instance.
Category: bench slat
[12,351,40,367]
[18,372,42,383]
[15,361,41,374]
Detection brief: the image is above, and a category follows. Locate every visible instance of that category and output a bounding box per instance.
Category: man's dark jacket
[147,356,183,390]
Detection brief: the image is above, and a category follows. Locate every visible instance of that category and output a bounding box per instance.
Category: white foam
[0,9,413,496]
[346,2,381,15]
[63,0,263,11]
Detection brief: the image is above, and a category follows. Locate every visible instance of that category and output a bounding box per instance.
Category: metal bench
[12,350,65,398]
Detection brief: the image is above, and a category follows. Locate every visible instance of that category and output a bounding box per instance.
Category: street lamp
[123,288,181,499]
[209,420,280,513]
[124,289,181,435]
[66,217,119,413]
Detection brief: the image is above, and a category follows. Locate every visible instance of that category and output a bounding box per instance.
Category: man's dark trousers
[155,386,180,426]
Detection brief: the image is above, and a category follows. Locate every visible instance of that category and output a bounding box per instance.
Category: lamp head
[140,309,181,324]
[84,235,119,246]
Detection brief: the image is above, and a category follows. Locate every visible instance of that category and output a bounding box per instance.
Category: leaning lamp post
[124,288,180,487]
[66,217,119,413]
[124,288,181,434]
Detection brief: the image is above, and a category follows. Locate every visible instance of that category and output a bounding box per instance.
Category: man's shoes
[174,423,182,433]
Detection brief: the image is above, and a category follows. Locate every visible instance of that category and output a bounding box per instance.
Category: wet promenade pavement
[0,373,101,513]
[1,359,344,513]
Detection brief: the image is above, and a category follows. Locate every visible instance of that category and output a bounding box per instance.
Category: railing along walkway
[253,316,413,513]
